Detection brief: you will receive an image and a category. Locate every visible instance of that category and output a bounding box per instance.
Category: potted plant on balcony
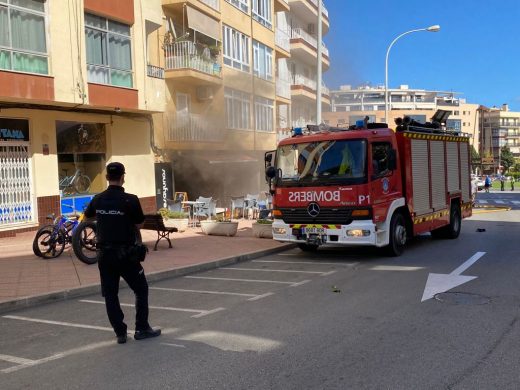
[158,208,190,233]
[252,218,273,239]
[200,214,239,237]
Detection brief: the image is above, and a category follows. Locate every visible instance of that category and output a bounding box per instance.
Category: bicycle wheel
[74,175,91,194]
[72,220,98,264]
[33,226,66,259]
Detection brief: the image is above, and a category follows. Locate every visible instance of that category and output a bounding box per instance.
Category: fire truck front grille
[279,208,370,225]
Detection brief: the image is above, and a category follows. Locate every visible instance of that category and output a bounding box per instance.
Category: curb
[0,243,297,315]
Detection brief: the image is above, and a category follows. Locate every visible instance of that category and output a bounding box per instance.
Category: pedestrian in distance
[511,176,515,191]
[484,175,491,193]
[84,162,161,344]
[500,175,505,191]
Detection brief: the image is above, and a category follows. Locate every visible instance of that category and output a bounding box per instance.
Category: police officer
[84,162,161,344]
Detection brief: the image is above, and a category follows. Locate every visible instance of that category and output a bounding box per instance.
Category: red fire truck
[265,112,472,256]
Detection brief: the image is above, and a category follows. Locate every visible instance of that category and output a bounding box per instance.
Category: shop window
[56,121,107,200]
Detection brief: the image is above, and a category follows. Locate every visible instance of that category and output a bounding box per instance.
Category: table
[182,201,205,227]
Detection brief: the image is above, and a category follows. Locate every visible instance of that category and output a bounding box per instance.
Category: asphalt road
[1,202,520,389]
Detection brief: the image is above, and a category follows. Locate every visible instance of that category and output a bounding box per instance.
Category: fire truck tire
[298,243,319,252]
[445,204,462,239]
[386,212,407,256]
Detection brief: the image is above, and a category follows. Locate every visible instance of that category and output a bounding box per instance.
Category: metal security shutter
[459,142,470,202]
[430,141,446,209]
[446,142,460,192]
[411,139,430,214]
[0,143,34,226]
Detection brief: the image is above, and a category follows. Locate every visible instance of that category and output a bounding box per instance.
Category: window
[225,88,251,130]
[252,0,271,29]
[371,142,392,177]
[252,40,272,81]
[226,0,248,13]
[85,13,133,88]
[0,0,48,74]
[255,96,273,132]
[223,25,250,72]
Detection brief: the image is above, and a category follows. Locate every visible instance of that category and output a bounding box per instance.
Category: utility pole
[316,0,322,124]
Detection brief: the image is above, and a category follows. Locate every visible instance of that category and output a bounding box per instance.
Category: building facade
[324,84,480,152]
[0,0,164,236]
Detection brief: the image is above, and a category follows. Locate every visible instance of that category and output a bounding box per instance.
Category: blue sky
[323,0,520,111]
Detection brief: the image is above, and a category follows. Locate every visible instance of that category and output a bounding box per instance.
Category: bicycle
[59,169,91,194]
[32,204,98,264]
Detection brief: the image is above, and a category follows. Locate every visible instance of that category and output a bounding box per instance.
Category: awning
[187,6,220,41]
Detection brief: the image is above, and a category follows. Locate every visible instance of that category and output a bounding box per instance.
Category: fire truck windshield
[276,139,367,185]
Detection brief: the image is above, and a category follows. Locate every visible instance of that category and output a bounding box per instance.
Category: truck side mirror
[264,151,275,167]
[388,149,397,170]
[266,166,276,179]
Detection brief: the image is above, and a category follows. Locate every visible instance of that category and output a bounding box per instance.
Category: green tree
[500,146,515,173]
[471,145,480,162]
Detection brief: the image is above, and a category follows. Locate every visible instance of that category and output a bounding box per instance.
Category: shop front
[0,109,157,237]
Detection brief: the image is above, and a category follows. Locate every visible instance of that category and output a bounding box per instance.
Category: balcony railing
[292,74,329,96]
[164,41,222,77]
[307,0,329,18]
[275,28,290,52]
[147,64,165,79]
[290,28,329,57]
[198,0,219,11]
[168,112,223,142]
[276,77,291,99]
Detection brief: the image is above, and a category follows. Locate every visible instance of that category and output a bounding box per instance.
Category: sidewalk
[0,220,293,313]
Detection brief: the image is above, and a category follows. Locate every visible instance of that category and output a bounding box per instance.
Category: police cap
[106,162,125,178]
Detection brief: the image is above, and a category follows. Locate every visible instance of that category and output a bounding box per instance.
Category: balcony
[288,0,329,33]
[275,28,290,56]
[198,0,219,11]
[168,112,223,142]
[164,41,222,85]
[274,0,290,12]
[291,74,330,105]
[163,0,220,16]
[147,64,165,79]
[290,28,330,68]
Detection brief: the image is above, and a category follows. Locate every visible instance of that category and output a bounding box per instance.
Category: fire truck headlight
[347,229,371,237]
[273,227,286,235]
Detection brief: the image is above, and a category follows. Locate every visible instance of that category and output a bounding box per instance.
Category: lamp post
[384,25,440,124]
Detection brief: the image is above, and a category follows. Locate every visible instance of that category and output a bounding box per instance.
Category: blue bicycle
[32,204,97,264]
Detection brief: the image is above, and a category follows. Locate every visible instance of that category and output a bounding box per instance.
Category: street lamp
[384,25,440,124]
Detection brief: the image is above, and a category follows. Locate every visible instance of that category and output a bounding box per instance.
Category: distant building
[323,84,480,153]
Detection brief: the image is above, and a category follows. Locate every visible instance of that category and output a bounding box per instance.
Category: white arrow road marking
[421,252,486,302]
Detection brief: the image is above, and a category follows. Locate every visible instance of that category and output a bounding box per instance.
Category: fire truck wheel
[445,204,462,239]
[386,212,407,256]
[298,243,319,252]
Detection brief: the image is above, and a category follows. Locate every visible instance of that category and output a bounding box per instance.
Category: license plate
[303,227,325,234]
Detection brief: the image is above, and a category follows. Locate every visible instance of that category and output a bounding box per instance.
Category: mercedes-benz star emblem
[307,202,320,217]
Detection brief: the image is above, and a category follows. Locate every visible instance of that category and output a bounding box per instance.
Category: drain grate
[434,292,491,305]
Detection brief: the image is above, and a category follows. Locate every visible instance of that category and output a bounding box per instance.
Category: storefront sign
[155,163,173,210]
[0,119,29,142]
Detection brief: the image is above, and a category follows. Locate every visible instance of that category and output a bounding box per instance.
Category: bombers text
[288,190,341,202]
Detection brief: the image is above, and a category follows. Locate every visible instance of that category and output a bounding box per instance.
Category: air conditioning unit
[308,23,315,35]
[196,86,214,101]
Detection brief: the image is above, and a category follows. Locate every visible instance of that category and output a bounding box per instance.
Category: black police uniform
[84,184,149,338]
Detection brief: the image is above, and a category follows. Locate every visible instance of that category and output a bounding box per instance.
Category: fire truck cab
[265,114,472,256]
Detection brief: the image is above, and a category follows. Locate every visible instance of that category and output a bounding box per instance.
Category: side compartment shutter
[459,142,470,202]
[411,139,430,214]
[430,141,446,209]
[446,142,460,192]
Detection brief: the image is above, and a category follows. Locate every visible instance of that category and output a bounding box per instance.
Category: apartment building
[285,0,330,129]
[479,104,520,173]
[161,0,293,203]
[0,0,166,236]
[323,85,480,151]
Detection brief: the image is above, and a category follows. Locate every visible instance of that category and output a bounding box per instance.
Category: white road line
[253,260,358,266]
[478,200,488,204]
[247,292,274,301]
[370,265,425,271]
[150,287,257,298]
[185,276,297,284]
[191,307,226,318]
[3,315,115,332]
[276,253,299,256]
[512,200,520,205]
[0,354,35,365]
[495,200,506,204]
[222,267,326,275]
[80,299,223,317]
[161,343,186,348]
[290,280,311,287]
[321,270,337,276]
